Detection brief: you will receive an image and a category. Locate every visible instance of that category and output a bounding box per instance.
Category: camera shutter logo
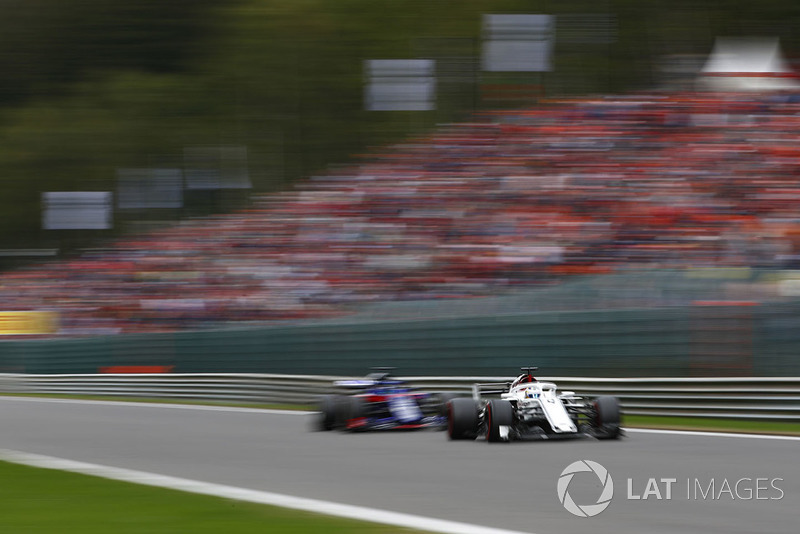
[557,460,614,517]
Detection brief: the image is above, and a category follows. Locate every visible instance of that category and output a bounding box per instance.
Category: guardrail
[1,373,799,421]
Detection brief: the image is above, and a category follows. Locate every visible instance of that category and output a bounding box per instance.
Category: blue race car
[316,368,455,431]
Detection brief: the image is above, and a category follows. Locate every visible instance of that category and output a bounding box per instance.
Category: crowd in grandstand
[2,91,800,335]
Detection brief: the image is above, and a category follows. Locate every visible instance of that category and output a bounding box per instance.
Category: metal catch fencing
[1,373,799,421]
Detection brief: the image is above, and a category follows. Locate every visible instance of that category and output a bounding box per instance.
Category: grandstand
[2,91,800,336]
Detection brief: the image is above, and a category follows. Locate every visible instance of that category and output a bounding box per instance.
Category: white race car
[446,367,622,442]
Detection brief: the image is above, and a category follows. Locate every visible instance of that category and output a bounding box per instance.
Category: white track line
[0,449,533,534]
[624,428,800,441]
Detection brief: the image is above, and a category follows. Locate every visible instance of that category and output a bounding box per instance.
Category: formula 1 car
[316,368,455,432]
[446,368,621,442]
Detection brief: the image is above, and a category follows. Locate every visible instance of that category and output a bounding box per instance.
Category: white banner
[482,14,555,72]
[42,191,112,230]
[365,59,436,111]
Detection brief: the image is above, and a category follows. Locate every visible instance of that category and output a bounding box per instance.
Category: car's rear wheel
[485,399,514,442]
[345,396,368,431]
[446,398,479,440]
[593,396,621,439]
[316,395,343,431]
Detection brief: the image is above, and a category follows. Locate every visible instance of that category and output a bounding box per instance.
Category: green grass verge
[0,460,426,534]
[624,414,800,436]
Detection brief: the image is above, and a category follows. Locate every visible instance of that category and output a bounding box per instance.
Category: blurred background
[2,0,800,378]
[1,0,799,252]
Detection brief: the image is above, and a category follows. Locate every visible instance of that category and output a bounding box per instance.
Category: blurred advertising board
[42,191,113,230]
[184,146,251,190]
[117,168,183,209]
[482,14,555,72]
[365,59,436,111]
[0,311,59,335]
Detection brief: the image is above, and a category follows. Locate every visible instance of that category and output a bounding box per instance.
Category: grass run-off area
[624,414,800,436]
[0,460,427,534]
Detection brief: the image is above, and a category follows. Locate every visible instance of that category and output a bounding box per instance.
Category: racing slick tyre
[345,396,368,431]
[435,393,459,417]
[485,399,514,443]
[432,392,458,430]
[593,395,621,439]
[446,398,479,440]
[317,395,343,431]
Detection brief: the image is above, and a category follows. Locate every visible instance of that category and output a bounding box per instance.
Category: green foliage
[0,1,219,104]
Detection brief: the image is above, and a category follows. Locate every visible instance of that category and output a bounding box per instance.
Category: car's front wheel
[485,399,514,443]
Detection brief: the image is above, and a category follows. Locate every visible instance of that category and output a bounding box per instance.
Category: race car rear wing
[334,378,405,389]
[471,382,511,401]
[334,367,402,389]
[334,379,377,389]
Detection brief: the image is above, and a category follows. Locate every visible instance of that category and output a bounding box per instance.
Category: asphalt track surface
[0,397,798,534]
